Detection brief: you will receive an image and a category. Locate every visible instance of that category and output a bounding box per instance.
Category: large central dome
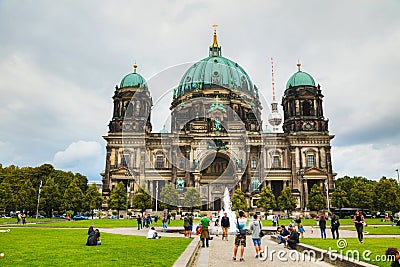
[173,28,257,99]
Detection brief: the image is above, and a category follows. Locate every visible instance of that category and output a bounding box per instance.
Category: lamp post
[325,179,330,213]
[297,169,305,211]
[36,180,42,219]
[155,181,159,214]
[396,169,400,184]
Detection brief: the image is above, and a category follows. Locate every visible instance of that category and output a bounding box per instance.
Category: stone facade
[101,32,335,211]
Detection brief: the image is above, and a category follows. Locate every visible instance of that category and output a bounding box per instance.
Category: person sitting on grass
[95,229,101,245]
[86,228,101,246]
[284,227,299,249]
[147,227,161,239]
[385,247,400,267]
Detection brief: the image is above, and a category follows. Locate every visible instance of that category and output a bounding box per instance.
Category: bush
[112,211,118,216]
[249,212,255,217]
[127,211,132,216]
[310,213,317,218]
[344,216,351,219]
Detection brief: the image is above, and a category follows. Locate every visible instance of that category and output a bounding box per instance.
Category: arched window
[156,156,163,169]
[307,154,315,167]
[122,154,130,167]
[273,156,280,168]
[302,101,312,116]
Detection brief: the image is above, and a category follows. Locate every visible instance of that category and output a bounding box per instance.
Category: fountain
[219,187,238,234]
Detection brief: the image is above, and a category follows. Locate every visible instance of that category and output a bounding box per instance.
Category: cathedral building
[101,28,335,211]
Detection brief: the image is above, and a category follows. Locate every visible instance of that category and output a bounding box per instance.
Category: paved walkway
[198,234,333,267]
[98,225,399,266]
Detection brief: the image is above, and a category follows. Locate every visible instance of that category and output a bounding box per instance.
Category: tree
[16,179,37,212]
[132,186,152,214]
[159,183,180,211]
[307,184,327,211]
[231,188,248,211]
[84,183,103,218]
[41,178,62,217]
[182,187,201,210]
[63,177,84,214]
[277,187,296,214]
[107,182,127,217]
[348,181,374,210]
[331,186,350,211]
[0,181,13,212]
[256,187,276,211]
[373,177,400,213]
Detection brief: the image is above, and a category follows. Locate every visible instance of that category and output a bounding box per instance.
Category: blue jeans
[277,236,285,244]
[320,228,326,239]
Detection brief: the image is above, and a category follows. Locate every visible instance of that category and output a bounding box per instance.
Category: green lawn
[2,217,391,229]
[301,238,397,267]
[0,228,191,266]
[260,218,394,227]
[341,225,400,235]
[0,218,201,228]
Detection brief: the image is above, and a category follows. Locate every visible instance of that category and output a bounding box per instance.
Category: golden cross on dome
[213,23,218,33]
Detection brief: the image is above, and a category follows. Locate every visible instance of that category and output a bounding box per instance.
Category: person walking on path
[136,215,142,230]
[331,214,340,239]
[249,214,263,258]
[318,215,327,239]
[221,212,230,241]
[162,215,167,232]
[298,223,305,238]
[214,216,220,237]
[200,214,211,248]
[188,213,193,238]
[233,210,247,262]
[353,210,365,244]
[183,214,190,238]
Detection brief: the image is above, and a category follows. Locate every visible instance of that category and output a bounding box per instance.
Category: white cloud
[0,0,399,181]
[332,144,400,180]
[52,141,104,180]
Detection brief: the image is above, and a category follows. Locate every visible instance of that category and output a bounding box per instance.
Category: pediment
[304,167,328,176]
[110,167,130,175]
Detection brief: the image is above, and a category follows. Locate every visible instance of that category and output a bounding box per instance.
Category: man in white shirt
[147,227,161,239]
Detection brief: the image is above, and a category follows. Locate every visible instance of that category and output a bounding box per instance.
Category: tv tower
[267,57,282,132]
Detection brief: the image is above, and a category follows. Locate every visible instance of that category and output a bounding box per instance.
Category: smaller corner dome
[119,64,148,89]
[286,63,315,89]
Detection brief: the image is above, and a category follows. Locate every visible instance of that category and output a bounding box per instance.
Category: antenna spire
[270,57,276,102]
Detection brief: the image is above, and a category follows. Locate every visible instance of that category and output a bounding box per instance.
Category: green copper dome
[174,56,257,99]
[286,63,315,89]
[174,27,258,99]
[120,65,147,89]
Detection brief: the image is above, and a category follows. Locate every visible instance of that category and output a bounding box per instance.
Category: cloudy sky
[0,0,399,182]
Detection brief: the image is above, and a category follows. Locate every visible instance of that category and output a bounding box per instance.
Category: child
[95,229,101,245]
[298,223,305,238]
